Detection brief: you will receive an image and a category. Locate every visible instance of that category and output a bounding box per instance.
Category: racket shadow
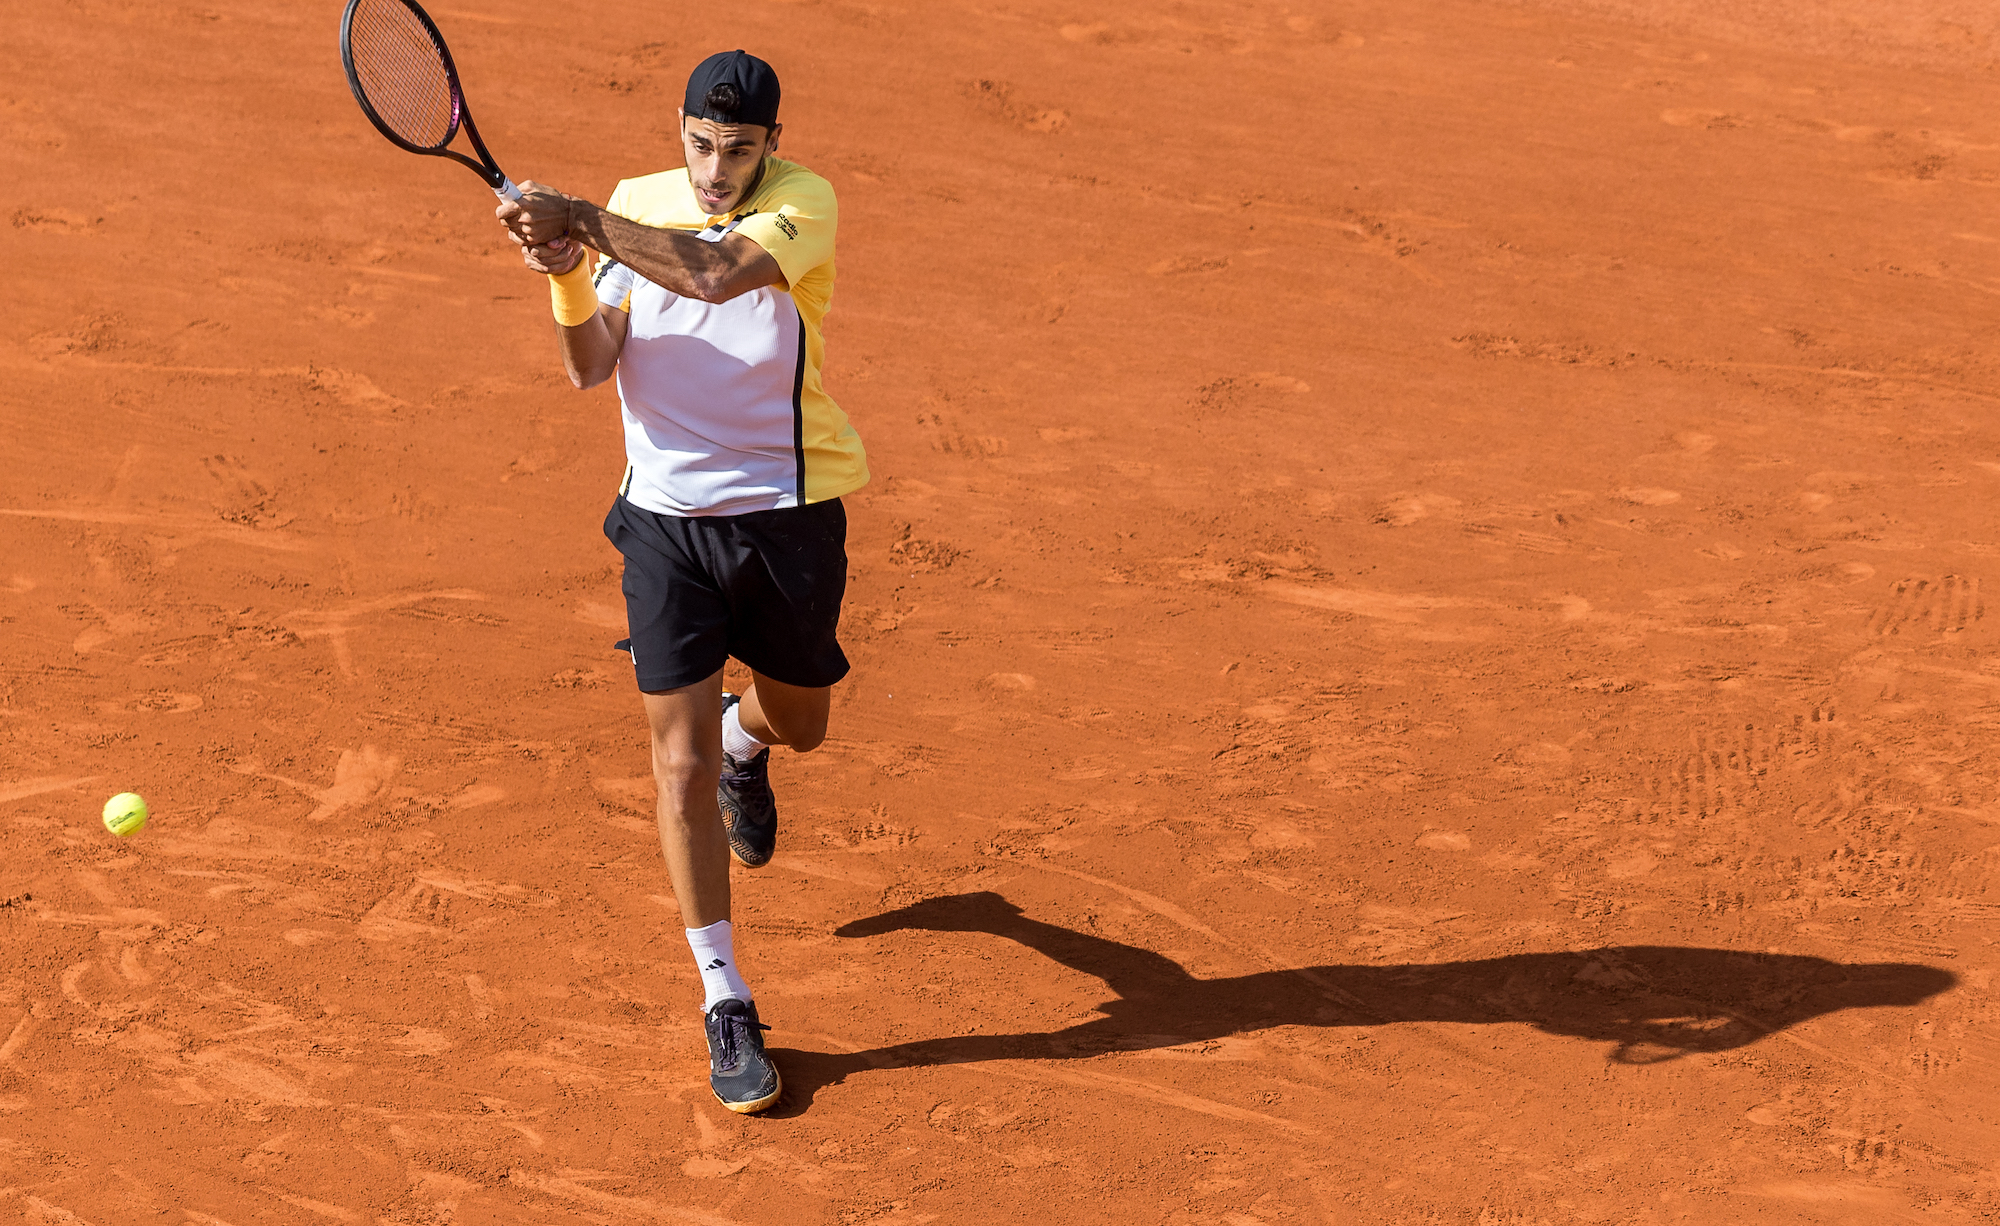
[764,890,1955,1113]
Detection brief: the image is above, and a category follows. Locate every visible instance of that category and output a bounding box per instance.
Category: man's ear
[766,122,782,155]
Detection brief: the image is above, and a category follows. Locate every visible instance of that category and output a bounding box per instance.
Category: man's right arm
[559,303,629,391]
[498,181,784,305]
[522,238,629,390]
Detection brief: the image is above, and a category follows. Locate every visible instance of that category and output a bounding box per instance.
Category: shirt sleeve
[593,254,635,311]
[732,169,837,287]
[593,179,636,310]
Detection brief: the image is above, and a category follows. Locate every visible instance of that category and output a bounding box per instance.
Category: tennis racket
[339,0,521,200]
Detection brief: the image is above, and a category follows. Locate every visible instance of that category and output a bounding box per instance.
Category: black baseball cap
[684,50,781,129]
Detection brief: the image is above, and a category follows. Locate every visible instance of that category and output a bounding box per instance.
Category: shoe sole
[722,803,774,869]
[714,1069,782,1114]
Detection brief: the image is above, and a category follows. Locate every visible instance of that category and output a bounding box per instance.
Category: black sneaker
[703,998,781,1114]
[719,693,778,868]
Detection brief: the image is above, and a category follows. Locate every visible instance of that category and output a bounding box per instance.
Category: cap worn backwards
[684,50,781,129]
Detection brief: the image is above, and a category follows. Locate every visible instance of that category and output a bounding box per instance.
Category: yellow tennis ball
[102,792,148,838]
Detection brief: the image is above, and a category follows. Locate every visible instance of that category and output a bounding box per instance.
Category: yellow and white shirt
[593,157,868,516]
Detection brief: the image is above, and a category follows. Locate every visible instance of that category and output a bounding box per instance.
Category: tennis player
[496,49,866,1114]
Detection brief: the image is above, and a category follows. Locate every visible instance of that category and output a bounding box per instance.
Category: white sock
[722,702,769,761]
[686,920,751,1010]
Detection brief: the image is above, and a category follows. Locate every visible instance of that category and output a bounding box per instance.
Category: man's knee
[651,741,721,800]
[751,681,831,752]
[765,706,827,752]
[784,721,827,753]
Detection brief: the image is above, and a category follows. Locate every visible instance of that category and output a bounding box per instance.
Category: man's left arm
[724,182,835,294]
[498,182,781,304]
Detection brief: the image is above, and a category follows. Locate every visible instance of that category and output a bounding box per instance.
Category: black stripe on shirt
[790,313,807,505]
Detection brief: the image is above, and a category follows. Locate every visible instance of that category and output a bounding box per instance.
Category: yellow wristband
[549,259,598,327]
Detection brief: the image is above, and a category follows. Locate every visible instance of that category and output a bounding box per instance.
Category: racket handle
[495,177,523,202]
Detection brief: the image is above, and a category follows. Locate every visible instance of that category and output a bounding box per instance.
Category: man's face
[679,111,780,215]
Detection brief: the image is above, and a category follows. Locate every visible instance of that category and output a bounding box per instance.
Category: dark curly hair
[703,83,742,120]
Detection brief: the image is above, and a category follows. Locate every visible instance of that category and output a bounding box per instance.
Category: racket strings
[347,0,457,149]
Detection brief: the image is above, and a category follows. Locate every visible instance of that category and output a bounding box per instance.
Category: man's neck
[727,157,772,217]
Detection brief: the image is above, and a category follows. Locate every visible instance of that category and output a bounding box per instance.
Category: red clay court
[5,0,1999,1221]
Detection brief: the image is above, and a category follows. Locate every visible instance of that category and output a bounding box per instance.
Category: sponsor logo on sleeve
[774,215,799,240]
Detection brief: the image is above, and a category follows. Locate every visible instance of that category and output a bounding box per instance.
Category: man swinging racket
[497,50,867,1114]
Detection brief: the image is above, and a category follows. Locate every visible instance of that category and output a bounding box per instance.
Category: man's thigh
[643,671,726,776]
[606,498,733,693]
[720,500,851,689]
[749,670,831,742]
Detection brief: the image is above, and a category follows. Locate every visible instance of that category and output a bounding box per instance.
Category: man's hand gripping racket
[339,0,575,269]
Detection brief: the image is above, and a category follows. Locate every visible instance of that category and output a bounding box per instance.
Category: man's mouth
[696,185,729,207]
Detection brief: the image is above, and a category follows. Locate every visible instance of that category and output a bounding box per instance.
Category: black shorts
[602,496,851,693]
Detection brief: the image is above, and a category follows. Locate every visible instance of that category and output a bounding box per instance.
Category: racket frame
[339,0,521,199]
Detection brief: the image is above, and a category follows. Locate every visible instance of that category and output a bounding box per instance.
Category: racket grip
[495,177,523,202]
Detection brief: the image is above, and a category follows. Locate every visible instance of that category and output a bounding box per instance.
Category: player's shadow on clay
[767,890,1954,1112]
